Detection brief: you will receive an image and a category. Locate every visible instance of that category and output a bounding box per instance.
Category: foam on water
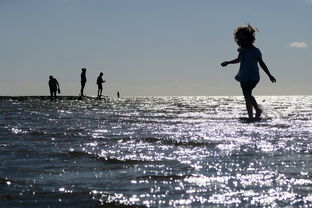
[1,96,312,207]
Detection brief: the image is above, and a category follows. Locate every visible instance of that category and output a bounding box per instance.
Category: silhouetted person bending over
[80,68,87,97]
[49,75,60,100]
[97,72,106,99]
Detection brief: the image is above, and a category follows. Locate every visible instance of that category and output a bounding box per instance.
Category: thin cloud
[289,42,308,48]
[306,0,312,3]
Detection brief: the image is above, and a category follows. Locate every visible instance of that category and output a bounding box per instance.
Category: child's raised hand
[269,75,276,83]
[221,62,228,67]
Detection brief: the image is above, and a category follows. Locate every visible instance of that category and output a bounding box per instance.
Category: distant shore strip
[0,96,102,101]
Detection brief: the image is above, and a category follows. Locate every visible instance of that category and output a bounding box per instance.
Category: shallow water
[1,96,312,207]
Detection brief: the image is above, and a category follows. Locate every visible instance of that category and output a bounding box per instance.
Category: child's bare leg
[244,97,253,118]
[250,96,262,117]
[241,81,261,119]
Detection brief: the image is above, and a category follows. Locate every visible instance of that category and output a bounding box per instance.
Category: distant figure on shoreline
[80,68,87,97]
[96,72,106,99]
[117,91,120,98]
[48,75,60,100]
[221,24,276,119]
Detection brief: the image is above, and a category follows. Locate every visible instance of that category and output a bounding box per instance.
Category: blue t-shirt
[235,46,262,82]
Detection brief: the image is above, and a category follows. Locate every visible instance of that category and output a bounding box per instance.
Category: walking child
[221,24,276,119]
[97,72,106,99]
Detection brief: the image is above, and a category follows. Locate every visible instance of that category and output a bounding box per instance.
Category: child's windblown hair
[234,24,258,45]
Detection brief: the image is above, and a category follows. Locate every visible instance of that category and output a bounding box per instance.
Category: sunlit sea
[1,96,312,207]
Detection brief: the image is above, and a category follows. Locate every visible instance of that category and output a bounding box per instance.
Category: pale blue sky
[0,0,311,96]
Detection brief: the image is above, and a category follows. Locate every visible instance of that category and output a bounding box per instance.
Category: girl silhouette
[221,24,276,119]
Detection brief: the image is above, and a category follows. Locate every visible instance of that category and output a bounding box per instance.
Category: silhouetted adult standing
[49,75,60,100]
[97,72,106,99]
[80,68,87,97]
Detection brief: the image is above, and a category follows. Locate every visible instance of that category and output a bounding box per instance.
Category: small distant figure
[221,24,276,119]
[117,91,120,98]
[48,75,60,100]
[80,68,87,97]
[96,72,106,99]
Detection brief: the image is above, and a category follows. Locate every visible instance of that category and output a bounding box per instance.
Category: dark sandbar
[0,96,96,101]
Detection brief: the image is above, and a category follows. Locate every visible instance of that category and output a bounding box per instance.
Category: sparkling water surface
[1,96,312,207]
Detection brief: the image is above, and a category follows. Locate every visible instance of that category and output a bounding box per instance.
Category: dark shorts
[240,80,259,96]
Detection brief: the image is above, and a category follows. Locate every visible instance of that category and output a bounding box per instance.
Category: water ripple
[1,96,312,207]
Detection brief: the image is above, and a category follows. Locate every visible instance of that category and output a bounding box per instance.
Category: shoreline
[0,96,96,101]
[0,95,310,101]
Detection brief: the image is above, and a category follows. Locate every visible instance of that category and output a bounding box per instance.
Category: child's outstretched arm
[258,58,276,83]
[221,58,240,67]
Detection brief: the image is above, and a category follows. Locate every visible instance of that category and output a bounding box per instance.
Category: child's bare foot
[255,109,262,118]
